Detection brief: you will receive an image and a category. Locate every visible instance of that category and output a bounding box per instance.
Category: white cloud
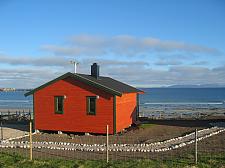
[106,65,225,87]
[0,34,224,88]
[1,61,225,88]
[0,55,69,67]
[192,61,209,65]
[155,59,182,66]
[41,34,221,57]
[0,67,60,88]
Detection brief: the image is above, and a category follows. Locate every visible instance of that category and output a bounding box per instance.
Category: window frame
[86,96,97,115]
[54,96,64,114]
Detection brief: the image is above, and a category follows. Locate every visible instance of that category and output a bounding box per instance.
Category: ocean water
[0,88,225,110]
[139,88,225,111]
[0,91,33,109]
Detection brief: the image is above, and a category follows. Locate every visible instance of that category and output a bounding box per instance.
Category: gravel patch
[0,124,29,140]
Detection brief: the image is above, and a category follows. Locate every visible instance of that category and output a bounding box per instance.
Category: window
[87,96,96,115]
[54,96,64,114]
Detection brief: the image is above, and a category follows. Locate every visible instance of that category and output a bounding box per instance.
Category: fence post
[0,112,3,140]
[29,120,33,161]
[29,109,31,120]
[106,125,109,163]
[195,129,198,164]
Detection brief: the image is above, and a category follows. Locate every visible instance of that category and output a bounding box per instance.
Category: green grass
[138,123,156,129]
[0,152,224,168]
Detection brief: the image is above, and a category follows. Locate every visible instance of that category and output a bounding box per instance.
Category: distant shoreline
[139,87,225,89]
[0,89,32,92]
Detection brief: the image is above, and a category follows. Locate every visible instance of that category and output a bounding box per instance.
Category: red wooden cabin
[25,63,143,134]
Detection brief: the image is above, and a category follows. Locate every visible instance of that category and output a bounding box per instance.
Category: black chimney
[91,63,99,79]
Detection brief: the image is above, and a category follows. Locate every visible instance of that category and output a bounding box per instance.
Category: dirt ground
[10,119,224,144]
[0,123,29,140]
[2,131,224,161]
[1,119,225,161]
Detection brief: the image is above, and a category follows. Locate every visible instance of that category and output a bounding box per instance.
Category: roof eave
[24,91,33,97]
[137,89,145,94]
[138,91,145,94]
[24,72,123,97]
[24,72,72,97]
[72,73,122,96]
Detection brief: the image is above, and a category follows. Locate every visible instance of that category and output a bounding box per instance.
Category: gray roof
[78,73,142,94]
[25,72,143,97]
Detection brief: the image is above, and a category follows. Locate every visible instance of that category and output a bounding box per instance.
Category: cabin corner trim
[113,95,116,134]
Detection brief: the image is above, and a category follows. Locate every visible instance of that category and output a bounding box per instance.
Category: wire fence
[0,110,225,167]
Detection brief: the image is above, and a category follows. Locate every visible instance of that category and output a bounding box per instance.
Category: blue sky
[0,0,225,88]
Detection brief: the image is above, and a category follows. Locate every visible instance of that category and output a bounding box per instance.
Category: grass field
[138,123,156,129]
[0,152,224,168]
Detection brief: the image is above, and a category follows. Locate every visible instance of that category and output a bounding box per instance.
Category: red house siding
[116,93,137,132]
[34,77,114,134]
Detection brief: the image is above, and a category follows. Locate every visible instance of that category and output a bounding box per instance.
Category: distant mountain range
[163,84,225,88]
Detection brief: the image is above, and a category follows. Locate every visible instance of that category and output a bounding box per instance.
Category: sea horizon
[0,88,225,110]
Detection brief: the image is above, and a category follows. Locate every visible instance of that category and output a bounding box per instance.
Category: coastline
[139,107,225,119]
[0,107,224,120]
[0,108,32,113]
